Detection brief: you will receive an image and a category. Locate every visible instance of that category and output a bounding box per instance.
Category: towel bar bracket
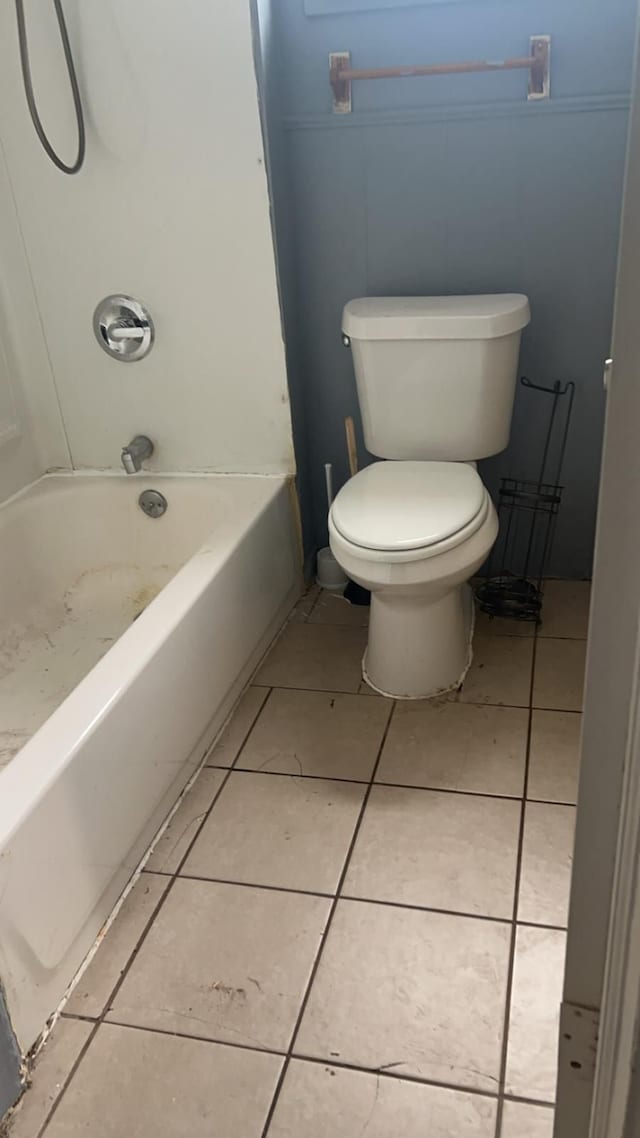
[329,34,551,114]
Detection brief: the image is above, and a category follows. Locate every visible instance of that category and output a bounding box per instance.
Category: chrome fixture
[121,435,154,475]
[93,296,154,362]
[15,0,86,174]
[138,489,168,518]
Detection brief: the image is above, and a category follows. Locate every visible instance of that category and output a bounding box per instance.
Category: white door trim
[556,6,640,1132]
[589,612,640,1137]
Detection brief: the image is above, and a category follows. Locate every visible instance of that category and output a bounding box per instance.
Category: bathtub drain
[138,489,168,518]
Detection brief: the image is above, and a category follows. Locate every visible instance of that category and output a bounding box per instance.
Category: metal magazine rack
[475,375,575,624]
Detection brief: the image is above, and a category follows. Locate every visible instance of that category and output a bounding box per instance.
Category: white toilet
[329,294,531,699]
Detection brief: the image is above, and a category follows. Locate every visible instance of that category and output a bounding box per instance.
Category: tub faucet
[121,435,154,474]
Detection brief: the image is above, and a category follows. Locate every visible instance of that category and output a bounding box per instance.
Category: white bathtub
[0,472,299,1052]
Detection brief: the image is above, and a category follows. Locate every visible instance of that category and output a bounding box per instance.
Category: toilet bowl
[330,293,531,700]
[329,460,498,698]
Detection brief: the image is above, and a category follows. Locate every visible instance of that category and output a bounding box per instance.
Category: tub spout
[121,435,154,474]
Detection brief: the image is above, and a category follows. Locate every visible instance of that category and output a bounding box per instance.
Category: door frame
[590,713,640,1138]
[556,8,640,1132]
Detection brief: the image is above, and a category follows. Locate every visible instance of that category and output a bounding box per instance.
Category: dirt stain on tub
[0,563,173,771]
[129,581,165,620]
[0,730,31,768]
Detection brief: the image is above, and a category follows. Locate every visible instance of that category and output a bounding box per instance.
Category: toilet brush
[316,462,347,592]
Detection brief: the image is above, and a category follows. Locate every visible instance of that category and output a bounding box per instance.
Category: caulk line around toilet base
[361,592,476,700]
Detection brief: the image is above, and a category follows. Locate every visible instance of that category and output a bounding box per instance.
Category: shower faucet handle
[108,321,146,342]
[93,295,154,362]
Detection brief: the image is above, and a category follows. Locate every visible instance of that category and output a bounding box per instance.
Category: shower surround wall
[0,0,294,478]
[0,147,69,503]
[0,0,296,1111]
[263,0,636,577]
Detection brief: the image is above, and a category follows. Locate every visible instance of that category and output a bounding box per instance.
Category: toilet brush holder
[316,546,347,593]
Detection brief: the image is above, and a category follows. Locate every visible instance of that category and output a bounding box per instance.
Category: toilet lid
[330,461,487,552]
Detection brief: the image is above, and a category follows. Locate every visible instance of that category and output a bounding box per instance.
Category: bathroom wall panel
[0,146,70,505]
[279,0,634,113]
[0,1,294,476]
[0,333,19,450]
[269,0,636,577]
[254,0,316,564]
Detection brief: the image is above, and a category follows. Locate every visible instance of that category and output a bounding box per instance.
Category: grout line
[373,781,576,809]
[532,704,583,714]
[338,894,513,925]
[477,629,587,644]
[286,1049,501,1100]
[523,797,578,810]
[229,687,275,771]
[493,624,540,1138]
[503,1091,557,1109]
[258,698,397,1137]
[61,1010,559,1107]
[304,587,322,622]
[516,918,568,933]
[31,1028,97,1137]
[171,874,336,900]
[250,679,581,714]
[202,762,578,808]
[131,870,570,932]
[373,780,524,802]
[82,1016,288,1059]
[206,765,373,787]
[249,682,583,717]
[338,895,568,932]
[530,706,583,717]
[536,634,588,642]
[35,686,272,1138]
[250,679,533,709]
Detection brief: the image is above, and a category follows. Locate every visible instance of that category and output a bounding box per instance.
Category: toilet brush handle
[324,463,333,510]
[345,417,358,478]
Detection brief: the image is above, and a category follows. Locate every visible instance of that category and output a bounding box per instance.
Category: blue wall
[0,989,21,1120]
[263,0,636,577]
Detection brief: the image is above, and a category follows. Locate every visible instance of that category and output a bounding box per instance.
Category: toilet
[329,294,531,699]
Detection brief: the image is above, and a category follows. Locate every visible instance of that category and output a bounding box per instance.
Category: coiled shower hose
[15,0,85,174]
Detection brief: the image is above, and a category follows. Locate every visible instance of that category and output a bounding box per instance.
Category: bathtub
[0,472,299,1052]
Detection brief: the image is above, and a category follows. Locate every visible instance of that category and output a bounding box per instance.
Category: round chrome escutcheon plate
[138,489,167,518]
[93,294,154,361]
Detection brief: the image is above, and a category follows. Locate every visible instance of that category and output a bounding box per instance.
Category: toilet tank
[342,295,530,461]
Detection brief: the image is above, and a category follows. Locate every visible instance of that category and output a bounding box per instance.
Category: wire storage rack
[475,375,576,624]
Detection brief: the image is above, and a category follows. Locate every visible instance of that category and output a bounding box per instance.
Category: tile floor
[8,579,589,1138]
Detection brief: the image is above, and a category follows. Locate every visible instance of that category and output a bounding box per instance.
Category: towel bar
[329,35,551,113]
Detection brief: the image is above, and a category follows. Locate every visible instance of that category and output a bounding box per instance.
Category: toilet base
[363,583,475,700]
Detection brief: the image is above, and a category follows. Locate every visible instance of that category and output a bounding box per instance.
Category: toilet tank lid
[342,294,531,341]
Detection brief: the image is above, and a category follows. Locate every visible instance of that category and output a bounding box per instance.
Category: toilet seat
[330,460,489,563]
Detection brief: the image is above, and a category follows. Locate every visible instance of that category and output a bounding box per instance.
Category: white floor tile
[296,900,510,1092]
